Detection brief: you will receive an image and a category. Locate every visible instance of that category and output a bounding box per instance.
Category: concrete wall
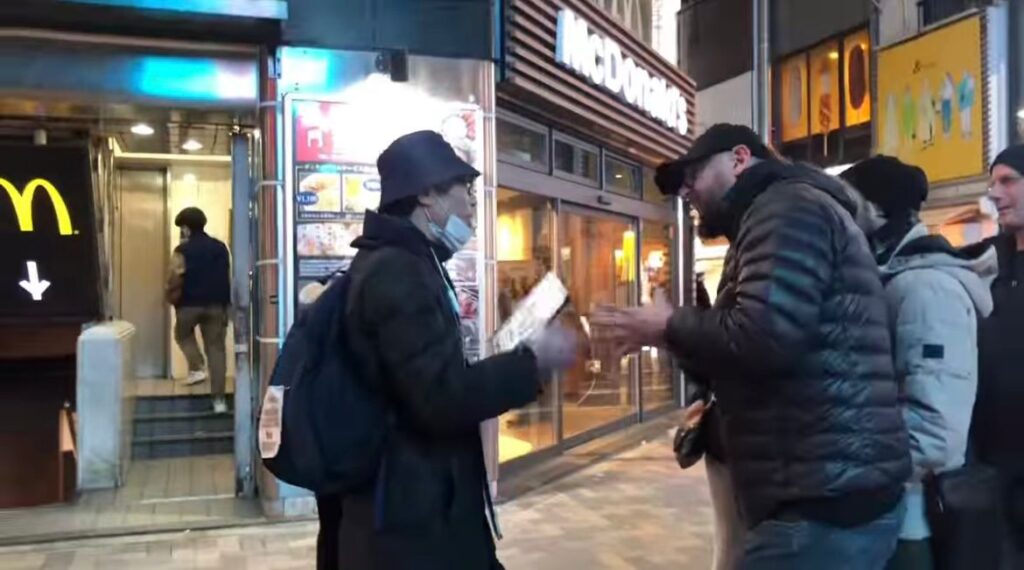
[695,72,754,134]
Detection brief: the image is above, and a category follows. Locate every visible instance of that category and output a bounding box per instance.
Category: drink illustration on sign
[19,261,50,301]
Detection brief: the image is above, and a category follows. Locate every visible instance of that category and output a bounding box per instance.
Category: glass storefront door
[639,221,676,413]
[558,207,639,438]
[496,188,557,462]
[495,187,675,463]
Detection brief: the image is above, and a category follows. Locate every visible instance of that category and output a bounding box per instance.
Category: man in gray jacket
[841,156,997,569]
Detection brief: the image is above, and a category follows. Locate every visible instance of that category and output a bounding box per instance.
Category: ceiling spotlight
[131,123,154,136]
[1016,108,1024,120]
[181,139,203,151]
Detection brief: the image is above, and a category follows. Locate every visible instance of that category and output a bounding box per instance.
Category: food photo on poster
[341,167,382,214]
[296,221,361,258]
[296,165,343,220]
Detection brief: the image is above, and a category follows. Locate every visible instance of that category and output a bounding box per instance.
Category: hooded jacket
[667,160,911,528]
[337,211,541,570]
[878,224,997,539]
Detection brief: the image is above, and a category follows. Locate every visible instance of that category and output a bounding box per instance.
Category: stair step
[133,411,234,440]
[134,431,234,444]
[132,431,234,460]
[135,395,233,415]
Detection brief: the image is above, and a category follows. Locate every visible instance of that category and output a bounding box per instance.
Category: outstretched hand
[589,299,674,359]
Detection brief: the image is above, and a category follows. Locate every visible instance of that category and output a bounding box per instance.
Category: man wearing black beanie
[970,144,1024,569]
[842,156,999,570]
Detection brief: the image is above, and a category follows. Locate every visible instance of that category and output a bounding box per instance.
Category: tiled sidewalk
[0,435,714,569]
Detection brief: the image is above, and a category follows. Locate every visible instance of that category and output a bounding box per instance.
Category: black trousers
[317,493,343,570]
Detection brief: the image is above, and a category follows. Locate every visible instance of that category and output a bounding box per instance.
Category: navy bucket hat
[376,130,480,207]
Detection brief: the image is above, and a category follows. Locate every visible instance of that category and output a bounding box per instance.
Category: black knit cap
[992,144,1024,175]
[840,155,929,218]
[377,130,480,207]
[655,124,772,195]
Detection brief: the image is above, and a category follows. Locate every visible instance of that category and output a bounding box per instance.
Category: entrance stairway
[132,389,234,460]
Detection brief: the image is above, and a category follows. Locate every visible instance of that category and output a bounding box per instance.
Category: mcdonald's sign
[0,178,74,236]
[0,143,99,322]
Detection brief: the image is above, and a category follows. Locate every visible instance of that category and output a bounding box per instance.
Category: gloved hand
[524,322,578,374]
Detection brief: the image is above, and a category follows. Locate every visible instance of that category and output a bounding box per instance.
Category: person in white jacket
[841,156,998,570]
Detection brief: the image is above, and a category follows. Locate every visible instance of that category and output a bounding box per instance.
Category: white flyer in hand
[492,272,569,353]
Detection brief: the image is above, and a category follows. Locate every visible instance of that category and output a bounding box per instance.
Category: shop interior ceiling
[0,96,252,156]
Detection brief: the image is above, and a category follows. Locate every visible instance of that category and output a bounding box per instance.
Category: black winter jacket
[175,232,231,307]
[337,212,541,570]
[970,233,1024,474]
[667,161,911,528]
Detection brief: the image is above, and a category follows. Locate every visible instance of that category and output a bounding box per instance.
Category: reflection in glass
[604,155,642,197]
[640,222,676,411]
[553,138,599,183]
[496,188,556,462]
[559,209,638,438]
[496,117,548,168]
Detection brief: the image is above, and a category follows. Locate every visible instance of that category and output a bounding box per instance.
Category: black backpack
[259,272,387,494]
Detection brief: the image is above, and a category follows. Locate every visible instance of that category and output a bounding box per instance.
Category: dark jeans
[886,539,934,570]
[317,493,342,570]
[739,502,904,570]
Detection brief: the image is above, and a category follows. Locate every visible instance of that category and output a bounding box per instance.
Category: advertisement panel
[287,94,486,363]
[844,29,872,127]
[0,144,101,322]
[877,16,984,183]
[779,53,809,143]
[809,40,841,136]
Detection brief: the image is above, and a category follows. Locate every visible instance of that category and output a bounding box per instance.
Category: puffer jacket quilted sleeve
[665,184,837,377]
[887,270,979,483]
[664,175,909,527]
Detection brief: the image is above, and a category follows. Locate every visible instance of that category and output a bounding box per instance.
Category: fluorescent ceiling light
[181,139,203,151]
[131,123,154,136]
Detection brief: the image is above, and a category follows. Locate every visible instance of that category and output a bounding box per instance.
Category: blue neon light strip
[64,0,288,19]
[134,55,257,102]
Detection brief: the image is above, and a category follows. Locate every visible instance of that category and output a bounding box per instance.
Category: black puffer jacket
[668,161,911,528]
[337,212,541,570]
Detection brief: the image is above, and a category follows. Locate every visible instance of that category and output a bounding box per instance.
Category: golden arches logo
[0,177,74,236]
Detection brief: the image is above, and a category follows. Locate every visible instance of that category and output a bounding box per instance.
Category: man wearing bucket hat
[333,131,577,570]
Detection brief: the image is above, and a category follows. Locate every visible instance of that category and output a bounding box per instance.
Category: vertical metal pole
[752,0,771,142]
[675,196,694,406]
[1010,0,1023,144]
[231,133,255,498]
[253,48,283,508]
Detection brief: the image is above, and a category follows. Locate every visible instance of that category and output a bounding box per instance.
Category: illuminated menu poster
[290,98,485,361]
[0,143,101,322]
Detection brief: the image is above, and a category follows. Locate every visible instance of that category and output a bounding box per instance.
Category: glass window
[559,208,638,438]
[640,222,676,411]
[643,166,676,206]
[496,188,557,462]
[553,137,599,185]
[496,115,549,170]
[604,155,642,198]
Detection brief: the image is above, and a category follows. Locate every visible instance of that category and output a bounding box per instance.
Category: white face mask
[426,200,473,254]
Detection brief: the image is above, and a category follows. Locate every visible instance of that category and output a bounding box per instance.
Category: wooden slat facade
[500,0,697,166]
